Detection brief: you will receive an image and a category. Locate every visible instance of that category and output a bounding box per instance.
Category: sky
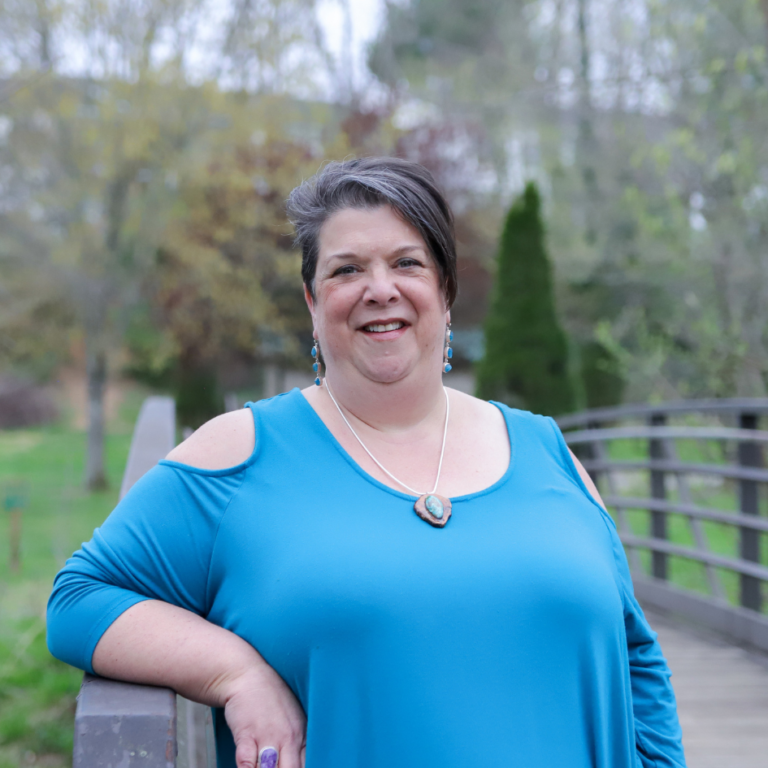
[316,0,385,96]
[30,0,386,100]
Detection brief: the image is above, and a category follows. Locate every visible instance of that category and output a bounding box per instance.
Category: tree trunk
[576,0,600,245]
[762,0,768,47]
[85,337,108,491]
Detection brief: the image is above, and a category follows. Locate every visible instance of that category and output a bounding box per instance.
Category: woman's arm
[93,599,306,768]
[567,448,686,767]
[48,409,306,768]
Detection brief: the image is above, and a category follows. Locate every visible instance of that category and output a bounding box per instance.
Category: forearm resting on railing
[92,599,264,707]
[93,600,308,767]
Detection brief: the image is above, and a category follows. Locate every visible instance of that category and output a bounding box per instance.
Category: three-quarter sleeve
[606,520,687,768]
[545,417,687,768]
[46,462,245,674]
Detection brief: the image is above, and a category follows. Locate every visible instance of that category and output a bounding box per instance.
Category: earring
[443,324,453,373]
[312,338,322,386]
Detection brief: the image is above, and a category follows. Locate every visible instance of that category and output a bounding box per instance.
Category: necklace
[324,379,453,528]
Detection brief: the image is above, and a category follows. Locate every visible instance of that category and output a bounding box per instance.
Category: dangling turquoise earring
[443,324,453,373]
[312,338,322,386]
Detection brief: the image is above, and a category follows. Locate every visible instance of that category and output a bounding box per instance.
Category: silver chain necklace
[323,379,453,528]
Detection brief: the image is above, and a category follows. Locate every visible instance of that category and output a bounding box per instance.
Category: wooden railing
[73,397,213,768]
[557,398,768,653]
[71,395,768,764]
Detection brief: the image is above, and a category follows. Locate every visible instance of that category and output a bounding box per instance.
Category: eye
[332,264,359,276]
[396,257,423,269]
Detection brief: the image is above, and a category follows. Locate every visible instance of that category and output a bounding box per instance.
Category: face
[305,205,450,386]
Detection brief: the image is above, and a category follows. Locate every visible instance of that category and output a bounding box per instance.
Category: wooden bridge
[74,397,768,768]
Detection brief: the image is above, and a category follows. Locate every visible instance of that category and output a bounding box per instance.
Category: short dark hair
[286,157,457,307]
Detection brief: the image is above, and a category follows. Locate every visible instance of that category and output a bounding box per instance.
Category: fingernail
[258,747,278,768]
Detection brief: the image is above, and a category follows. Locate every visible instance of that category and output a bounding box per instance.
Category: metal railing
[557,398,768,653]
[73,397,213,768]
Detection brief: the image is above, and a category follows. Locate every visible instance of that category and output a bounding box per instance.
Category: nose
[363,263,400,305]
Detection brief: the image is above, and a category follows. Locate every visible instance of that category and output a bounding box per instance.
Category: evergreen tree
[476,183,575,415]
[581,340,624,409]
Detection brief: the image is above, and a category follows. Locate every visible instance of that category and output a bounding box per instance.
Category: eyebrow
[325,244,427,262]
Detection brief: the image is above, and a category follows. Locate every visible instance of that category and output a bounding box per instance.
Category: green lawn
[0,385,148,768]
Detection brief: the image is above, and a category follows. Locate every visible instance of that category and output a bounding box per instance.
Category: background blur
[2,1,768,765]
[4,0,768,434]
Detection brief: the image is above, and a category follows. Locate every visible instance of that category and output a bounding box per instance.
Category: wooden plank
[75,397,184,768]
[556,397,768,429]
[738,413,763,611]
[604,496,768,532]
[564,424,768,444]
[623,536,768,582]
[634,578,768,654]
[649,413,669,580]
[74,674,176,768]
[643,607,768,768]
[579,458,768,484]
[119,396,176,500]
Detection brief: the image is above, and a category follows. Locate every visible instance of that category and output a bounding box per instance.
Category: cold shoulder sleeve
[546,417,687,768]
[46,461,245,674]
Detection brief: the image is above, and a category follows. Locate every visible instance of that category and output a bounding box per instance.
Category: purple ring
[258,747,278,768]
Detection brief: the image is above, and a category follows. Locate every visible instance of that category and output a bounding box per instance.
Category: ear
[303,283,317,331]
[445,309,451,325]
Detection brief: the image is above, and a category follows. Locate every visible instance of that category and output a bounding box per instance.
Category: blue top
[48,389,686,768]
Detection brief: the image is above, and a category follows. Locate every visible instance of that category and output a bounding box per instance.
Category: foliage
[0,615,82,768]
[123,98,381,425]
[3,0,768,422]
[372,0,768,404]
[476,182,575,415]
[580,340,624,409]
[0,0,335,486]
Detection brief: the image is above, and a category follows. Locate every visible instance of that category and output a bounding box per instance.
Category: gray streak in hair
[286,157,458,307]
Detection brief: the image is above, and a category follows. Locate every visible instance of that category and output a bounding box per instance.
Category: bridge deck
[646,608,768,768]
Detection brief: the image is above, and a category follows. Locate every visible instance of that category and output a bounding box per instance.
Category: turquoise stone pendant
[414,493,452,528]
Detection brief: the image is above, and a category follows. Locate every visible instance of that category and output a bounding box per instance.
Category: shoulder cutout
[568,447,607,510]
[165,408,255,470]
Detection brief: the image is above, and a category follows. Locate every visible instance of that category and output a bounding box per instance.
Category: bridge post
[576,419,602,489]
[649,412,668,580]
[738,412,762,611]
[74,674,176,768]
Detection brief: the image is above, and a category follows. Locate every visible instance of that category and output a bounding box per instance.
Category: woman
[48,157,686,768]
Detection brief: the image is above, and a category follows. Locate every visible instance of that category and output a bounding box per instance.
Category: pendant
[414,494,452,528]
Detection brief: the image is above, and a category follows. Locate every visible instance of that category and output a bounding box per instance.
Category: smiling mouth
[361,321,406,333]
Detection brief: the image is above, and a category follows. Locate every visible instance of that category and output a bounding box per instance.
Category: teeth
[364,322,405,333]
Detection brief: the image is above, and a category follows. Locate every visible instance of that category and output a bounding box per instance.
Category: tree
[580,339,624,409]
[137,117,325,427]
[0,0,331,488]
[476,182,575,415]
[373,0,768,403]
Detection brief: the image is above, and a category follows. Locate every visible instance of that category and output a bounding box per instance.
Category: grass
[0,383,149,768]
[0,616,83,768]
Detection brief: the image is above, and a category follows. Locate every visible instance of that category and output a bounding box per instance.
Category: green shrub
[476,182,576,415]
[581,339,624,409]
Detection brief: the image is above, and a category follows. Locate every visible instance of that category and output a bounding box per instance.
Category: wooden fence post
[585,419,602,489]
[74,675,176,768]
[739,412,762,611]
[8,509,21,574]
[3,481,27,575]
[649,412,668,580]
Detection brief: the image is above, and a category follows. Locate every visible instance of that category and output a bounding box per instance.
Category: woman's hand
[92,600,307,768]
[222,664,307,768]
